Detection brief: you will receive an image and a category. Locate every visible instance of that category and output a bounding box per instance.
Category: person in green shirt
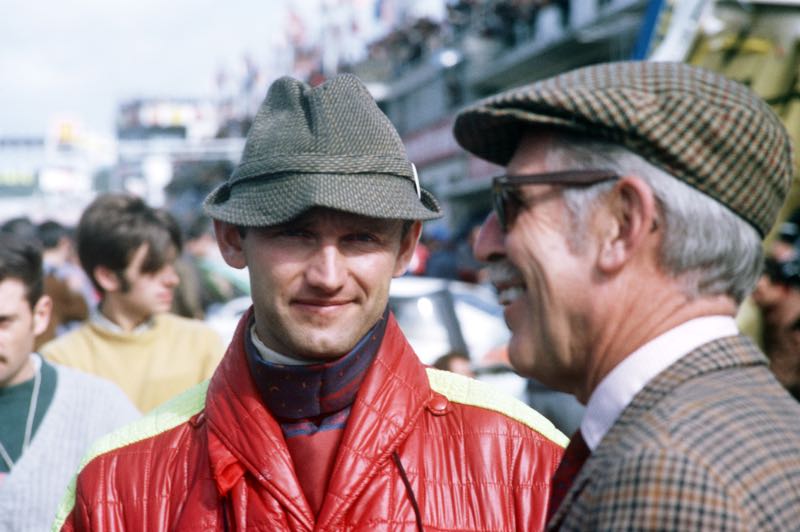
[0,233,138,531]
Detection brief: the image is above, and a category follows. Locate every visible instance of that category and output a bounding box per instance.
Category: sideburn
[115,270,132,293]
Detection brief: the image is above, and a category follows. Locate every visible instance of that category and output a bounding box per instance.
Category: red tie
[547,430,591,522]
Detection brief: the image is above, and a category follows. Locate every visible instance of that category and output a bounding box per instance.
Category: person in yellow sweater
[41,194,223,412]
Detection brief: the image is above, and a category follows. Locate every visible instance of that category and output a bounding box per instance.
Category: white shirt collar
[249,323,313,366]
[91,309,154,335]
[581,315,739,450]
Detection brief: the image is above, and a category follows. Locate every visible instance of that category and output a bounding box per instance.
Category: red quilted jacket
[58,311,564,531]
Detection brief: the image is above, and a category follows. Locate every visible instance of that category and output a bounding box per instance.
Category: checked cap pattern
[454,61,794,236]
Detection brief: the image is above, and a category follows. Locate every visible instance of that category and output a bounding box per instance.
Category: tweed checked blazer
[549,334,800,531]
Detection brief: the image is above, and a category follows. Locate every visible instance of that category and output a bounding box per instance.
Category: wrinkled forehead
[506,130,564,174]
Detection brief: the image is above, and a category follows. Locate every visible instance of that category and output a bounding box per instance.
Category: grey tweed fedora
[204,74,441,226]
[454,61,794,237]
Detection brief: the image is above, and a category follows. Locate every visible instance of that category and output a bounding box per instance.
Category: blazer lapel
[547,463,594,529]
[549,334,767,529]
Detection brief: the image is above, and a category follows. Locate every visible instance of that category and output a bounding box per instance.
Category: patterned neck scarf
[245,309,388,423]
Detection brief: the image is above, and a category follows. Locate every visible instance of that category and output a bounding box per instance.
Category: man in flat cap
[455,61,800,530]
[55,74,566,531]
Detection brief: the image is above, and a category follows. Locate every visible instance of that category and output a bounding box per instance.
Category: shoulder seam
[426,367,568,447]
[50,380,210,531]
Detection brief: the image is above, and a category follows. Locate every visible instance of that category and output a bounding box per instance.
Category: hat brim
[203,173,442,226]
[454,108,590,167]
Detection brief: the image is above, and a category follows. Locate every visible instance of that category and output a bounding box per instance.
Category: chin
[506,346,536,377]
[291,337,353,361]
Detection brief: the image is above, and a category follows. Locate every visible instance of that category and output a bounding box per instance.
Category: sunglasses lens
[492,184,507,231]
[505,191,522,230]
[493,184,521,232]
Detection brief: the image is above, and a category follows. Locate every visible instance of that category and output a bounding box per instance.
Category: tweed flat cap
[454,61,794,236]
[204,74,441,225]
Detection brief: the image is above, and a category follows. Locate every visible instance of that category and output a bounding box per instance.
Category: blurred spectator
[455,216,490,283]
[34,221,95,349]
[170,256,205,319]
[407,237,430,275]
[170,219,207,321]
[1,216,39,242]
[432,350,475,377]
[484,1,522,47]
[37,221,96,308]
[357,0,572,80]
[424,226,460,279]
[751,209,800,400]
[446,0,476,39]
[40,194,224,412]
[172,214,253,320]
[0,234,138,531]
[182,215,248,312]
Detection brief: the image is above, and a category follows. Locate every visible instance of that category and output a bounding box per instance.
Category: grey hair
[546,133,763,304]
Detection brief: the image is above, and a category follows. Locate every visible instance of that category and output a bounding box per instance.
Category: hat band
[231,153,414,183]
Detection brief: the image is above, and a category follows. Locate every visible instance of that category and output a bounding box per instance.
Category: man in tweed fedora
[455,60,800,530]
[55,74,566,531]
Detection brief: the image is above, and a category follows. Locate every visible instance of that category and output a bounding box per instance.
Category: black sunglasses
[492,169,618,232]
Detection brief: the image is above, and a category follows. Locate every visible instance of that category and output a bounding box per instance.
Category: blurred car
[387,276,509,365]
[388,276,529,402]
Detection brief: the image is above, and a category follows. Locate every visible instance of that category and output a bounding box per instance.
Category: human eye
[280,228,313,238]
[344,232,379,244]
[264,226,313,240]
[507,188,528,209]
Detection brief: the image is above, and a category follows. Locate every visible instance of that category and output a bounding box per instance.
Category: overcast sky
[0,0,302,137]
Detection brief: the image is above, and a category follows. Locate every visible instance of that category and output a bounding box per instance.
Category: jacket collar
[548,334,767,529]
[245,310,387,420]
[204,306,432,529]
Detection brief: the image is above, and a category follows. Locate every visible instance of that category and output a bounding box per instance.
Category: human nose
[305,244,345,292]
[473,212,506,263]
[160,264,180,287]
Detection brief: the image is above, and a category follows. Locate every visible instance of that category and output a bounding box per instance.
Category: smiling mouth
[293,299,352,309]
[489,263,526,306]
[497,284,525,306]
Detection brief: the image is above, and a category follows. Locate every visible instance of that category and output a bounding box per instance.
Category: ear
[94,265,122,293]
[596,176,659,274]
[32,295,52,337]
[393,221,423,278]
[213,220,248,269]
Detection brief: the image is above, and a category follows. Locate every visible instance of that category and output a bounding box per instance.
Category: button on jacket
[56,311,565,531]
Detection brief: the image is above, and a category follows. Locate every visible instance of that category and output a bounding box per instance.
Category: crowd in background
[358,0,577,80]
